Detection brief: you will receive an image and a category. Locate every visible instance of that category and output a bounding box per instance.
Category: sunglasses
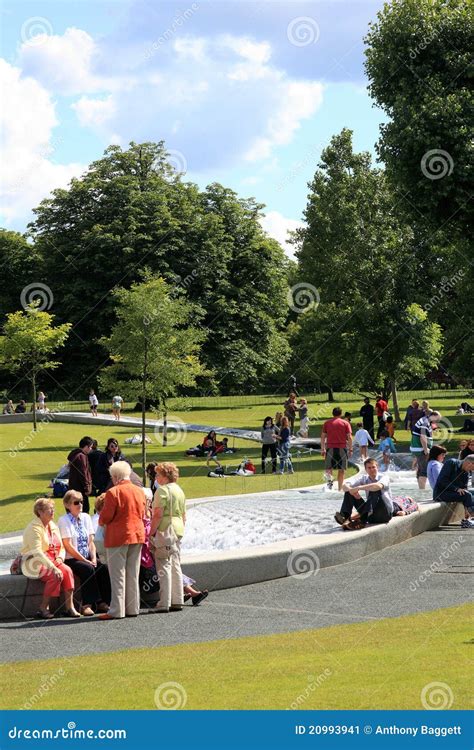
[72,501,83,506]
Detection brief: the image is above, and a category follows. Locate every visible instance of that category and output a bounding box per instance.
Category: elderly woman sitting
[57,490,111,616]
[98,461,145,620]
[21,497,80,619]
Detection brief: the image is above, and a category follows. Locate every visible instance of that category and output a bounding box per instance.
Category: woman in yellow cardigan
[22,497,80,619]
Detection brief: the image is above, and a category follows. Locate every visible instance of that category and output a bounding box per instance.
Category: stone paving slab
[0,526,471,664]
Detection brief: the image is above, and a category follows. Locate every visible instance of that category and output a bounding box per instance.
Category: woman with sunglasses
[57,490,111,616]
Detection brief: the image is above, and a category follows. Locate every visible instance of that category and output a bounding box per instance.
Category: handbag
[152,485,180,560]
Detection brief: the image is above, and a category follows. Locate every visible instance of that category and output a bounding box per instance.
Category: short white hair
[109,460,132,482]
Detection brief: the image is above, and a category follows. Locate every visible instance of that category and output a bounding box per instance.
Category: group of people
[88,391,124,420]
[21,453,207,620]
[2,393,48,414]
[282,393,309,437]
[333,448,474,532]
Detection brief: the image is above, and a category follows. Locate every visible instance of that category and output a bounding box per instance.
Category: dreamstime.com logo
[153,416,188,446]
[8,723,127,740]
[421,149,454,180]
[409,536,464,592]
[287,549,321,579]
[288,669,332,710]
[22,670,66,710]
[421,682,454,710]
[287,282,320,314]
[154,681,188,710]
[287,16,320,46]
[9,405,64,458]
[20,283,54,311]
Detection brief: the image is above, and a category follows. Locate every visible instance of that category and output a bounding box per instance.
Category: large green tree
[365,0,473,234]
[0,306,71,430]
[99,277,206,474]
[28,142,291,394]
[290,129,444,413]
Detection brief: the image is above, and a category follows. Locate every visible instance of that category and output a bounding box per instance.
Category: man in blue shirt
[433,455,474,527]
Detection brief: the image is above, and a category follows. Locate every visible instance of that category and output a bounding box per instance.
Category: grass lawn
[1,604,471,710]
[1,389,471,532]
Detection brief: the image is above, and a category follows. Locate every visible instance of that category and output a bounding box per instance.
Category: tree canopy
[26,142,291,394]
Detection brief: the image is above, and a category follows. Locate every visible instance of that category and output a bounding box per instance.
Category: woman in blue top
[427,445,447,490]
[277,416,293,474]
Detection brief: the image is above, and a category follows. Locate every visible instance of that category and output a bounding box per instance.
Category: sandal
[65,609,81,618]
[343,520,365,531]
[35,610,54,620]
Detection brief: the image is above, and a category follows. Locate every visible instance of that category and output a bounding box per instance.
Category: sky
[0,0,387,255]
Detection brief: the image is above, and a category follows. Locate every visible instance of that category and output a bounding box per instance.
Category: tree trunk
[141,335,148,481]
[162,402,168,447]
[327,386,335,402]
[390,379,401,422]
[32,373,37,432]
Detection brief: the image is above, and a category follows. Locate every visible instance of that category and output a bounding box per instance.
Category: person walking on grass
[375,394,389,438]
[321,407,353,490]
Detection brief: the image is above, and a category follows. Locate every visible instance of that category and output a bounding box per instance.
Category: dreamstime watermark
[408,535,464,591]
[287,549,321,579]
[8,724,126,740]
[153,416,188,446]
[144,4,199,59]
[424,269,465,313]
[166,149,188,175]
[409,11,461,60]
[421,149,454,180]
[22,669,65,710]
[288,669,332,710]
[287,282,320,314]
[143,269,198,326]
[154,681,187,709]
[421,681,454,710]
[20,16,53,46]
[9,404,64,458]
[275,143,321,193]
[432,416,454,445]
[287,17,320,47]
[20,283,54,312]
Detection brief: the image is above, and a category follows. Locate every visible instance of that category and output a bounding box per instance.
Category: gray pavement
[0,525,472,664]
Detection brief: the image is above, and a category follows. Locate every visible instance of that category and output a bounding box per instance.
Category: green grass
[1,604,471,709]
[1,390,472,532]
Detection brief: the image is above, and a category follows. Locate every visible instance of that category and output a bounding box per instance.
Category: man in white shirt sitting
[334,457,393,530]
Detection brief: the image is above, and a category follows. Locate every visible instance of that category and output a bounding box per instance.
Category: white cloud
[19,27,126,95]
[260,210,304,259]
[17,26,324,171]
[0,60,84,225]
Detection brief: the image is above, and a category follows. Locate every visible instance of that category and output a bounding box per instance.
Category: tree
[0,230,42,321]
[365,0,473,234]
[290,129,444,413]
[0,306,71,430]
[99,277,206,475]
[28,143,291,393]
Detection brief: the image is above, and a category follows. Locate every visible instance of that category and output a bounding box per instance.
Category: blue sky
[0,0,387,253]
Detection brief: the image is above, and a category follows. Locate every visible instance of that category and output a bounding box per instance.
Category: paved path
[1,525,471,664]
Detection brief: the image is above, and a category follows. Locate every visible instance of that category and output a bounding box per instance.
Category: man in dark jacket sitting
[67,436,94,513]
[433,455,474,528]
